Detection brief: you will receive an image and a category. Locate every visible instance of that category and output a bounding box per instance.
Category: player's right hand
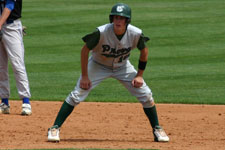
[80,76,91,90]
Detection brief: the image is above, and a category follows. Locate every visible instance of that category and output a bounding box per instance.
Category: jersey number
[118,54,130,63]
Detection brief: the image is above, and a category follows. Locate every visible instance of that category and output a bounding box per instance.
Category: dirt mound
[0,101,224,150]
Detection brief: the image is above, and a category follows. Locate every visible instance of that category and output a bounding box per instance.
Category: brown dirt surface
[0,101,225,150]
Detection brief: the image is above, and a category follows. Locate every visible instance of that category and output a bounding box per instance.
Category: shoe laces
[50,128,59,136]
[0,103,9,108]
[156,128,167,137]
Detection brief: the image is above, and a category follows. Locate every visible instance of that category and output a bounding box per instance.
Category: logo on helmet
[116,6,124,12]
[109,3,131,23]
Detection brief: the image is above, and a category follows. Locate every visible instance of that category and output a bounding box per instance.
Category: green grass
[7,0,225,104]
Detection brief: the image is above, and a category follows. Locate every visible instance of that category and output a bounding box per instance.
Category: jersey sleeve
[5,0,16,11]
[82,29,100,50]
[137,33,150,50]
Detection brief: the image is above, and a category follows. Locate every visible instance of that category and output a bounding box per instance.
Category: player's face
[113,15,127,35]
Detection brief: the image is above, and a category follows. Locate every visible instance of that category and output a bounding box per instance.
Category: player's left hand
[80,76,92,90]
[22,26,27,36]
[132,76,143,88]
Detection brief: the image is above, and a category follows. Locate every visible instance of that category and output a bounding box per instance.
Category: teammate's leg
[2,20,31,115]
[0,43,11,114]
[2,20,31,100]
[0,43,10,99]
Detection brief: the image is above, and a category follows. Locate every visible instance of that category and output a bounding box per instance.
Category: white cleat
[153,126,169,142]
[21,103,32,116]
[48,125,60,142]
[0,103,10,114]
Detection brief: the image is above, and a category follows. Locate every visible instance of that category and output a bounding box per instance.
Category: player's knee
[65,96,80,107]
[140,94,155,108]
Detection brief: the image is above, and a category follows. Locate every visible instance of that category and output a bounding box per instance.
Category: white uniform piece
[0,19,31,99]
[66,23,154,107]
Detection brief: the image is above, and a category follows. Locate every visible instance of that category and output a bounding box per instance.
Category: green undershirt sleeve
[82,29,100,50]
[137,33,150,50]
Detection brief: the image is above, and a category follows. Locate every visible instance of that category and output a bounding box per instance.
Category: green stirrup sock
[54,101,74,127]
[143,105,159,128]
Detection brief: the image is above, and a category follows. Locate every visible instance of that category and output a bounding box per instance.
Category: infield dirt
[0,101,224,150]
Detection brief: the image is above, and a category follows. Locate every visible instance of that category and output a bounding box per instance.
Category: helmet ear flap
[126,18,131,24]
[109,15,113,23]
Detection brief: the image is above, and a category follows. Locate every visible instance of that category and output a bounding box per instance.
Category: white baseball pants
[0,19,31,99]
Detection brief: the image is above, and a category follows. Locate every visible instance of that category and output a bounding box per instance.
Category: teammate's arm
[0,0,15,29]
[80,44,91,90]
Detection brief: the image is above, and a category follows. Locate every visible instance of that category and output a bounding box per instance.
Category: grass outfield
[7,0,225,104]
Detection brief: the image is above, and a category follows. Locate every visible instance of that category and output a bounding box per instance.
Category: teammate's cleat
[21,103,32,115]
[48,125,60,142]
[0,103,10,114]
[153,126,169,142]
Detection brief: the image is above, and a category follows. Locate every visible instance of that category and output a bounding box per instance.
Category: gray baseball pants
[66,58,154,108]
[0,19,31,99]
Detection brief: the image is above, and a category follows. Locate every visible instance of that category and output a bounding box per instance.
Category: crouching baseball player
[0,0,31,115]
[48,3,169,142]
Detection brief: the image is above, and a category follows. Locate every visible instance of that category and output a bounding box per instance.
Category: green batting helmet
[109,3,131,23]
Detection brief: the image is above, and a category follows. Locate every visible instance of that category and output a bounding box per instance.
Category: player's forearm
[81,45,90,77]
[0,8,11,28]
[140,47,148,62]
[137,47,148,77]
[136,69,144,77]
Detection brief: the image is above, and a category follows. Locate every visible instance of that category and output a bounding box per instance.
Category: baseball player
[0,0,31,115]
[48,3,169,142]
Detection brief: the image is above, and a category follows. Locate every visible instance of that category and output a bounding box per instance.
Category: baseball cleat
[48,125,60,142]
[153,126,169,142]
[21,103,32,116]
[0,103,10,114]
